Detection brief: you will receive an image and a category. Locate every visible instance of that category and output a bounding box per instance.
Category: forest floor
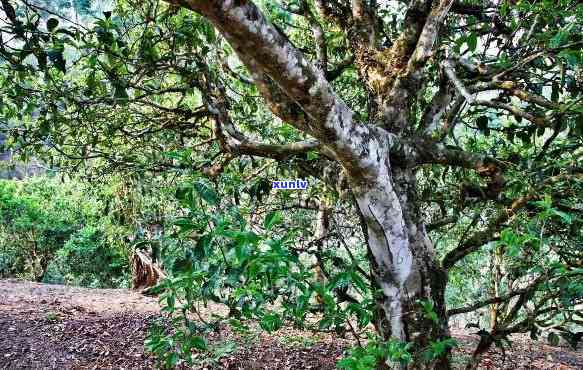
[0,279,581,370]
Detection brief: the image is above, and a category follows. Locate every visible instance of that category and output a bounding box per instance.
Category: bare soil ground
[0,279,581,369]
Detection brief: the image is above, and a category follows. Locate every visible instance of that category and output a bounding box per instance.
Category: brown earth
[0,279,581,369]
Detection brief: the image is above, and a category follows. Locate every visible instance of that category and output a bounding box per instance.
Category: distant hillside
[0,134,9,161]
[0,134,44,179]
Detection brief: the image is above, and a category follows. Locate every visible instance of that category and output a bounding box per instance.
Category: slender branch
[350,0,376,47]
[313,0,351,27]
[411,138,503,170]
[210,92,326,161]
[381,0,453,131]
[442,172,582,269]
[473,100,548,127]
[420,77,456,135]
[427,216,458,232]
[202,153,234,178]
[441,194,535,269]
[535,121,562,161]
[492,41,583,81]
[448,278,542,316]
[408,0,455,69]
[442,61,552,127]
[471,81,560,110]
[294,0,328,70]
[442,59,475,103]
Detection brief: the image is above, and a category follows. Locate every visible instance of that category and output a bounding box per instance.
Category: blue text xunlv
[272,179,309,190]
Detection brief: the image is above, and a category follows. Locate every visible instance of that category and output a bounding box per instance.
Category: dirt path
[1,279,581,369]
[0,279,160,369]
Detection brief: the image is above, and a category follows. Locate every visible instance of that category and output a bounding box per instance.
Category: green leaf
[466,33,478,52]
[188,335,207,350]
[560,330,583,350]
[330,272,352,290]
[174,218,199,235]
[200,20,216,43]
[235,242,251,262]
[228,318,250,334]
[549,24,574,48]
[336,357,357,369]
[263,211,282,230]
[47,18,59,32]
[224,230,260,246]
[476,116,489,133]
[166,352,179,368]
[574,114,583,137]
[551,82,560,102]
[47,49,66,73]
[193,181,218,205]
[318,315,334,330]
[548,332,560,346]
[558,50,582,67]
[175,184,193,205]
[418,299,439,324]
[350,271,368,293]
[195,233,212,258]
[307,150,319,161]
[551,209,572,224]
[518,130,531,144]
[113,83,128,102]
[165,292,175,311]
[259,312,282,332]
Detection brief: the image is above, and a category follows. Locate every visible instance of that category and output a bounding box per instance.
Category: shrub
[57,226,129,288]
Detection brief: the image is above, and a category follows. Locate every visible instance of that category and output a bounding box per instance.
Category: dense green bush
[0,178,75,281]
[56,226,129,288]
[0,176,130,288]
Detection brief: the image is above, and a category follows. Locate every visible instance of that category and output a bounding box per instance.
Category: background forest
[0,0,582,369]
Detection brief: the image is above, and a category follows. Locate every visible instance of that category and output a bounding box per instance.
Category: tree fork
[165,0,454,368]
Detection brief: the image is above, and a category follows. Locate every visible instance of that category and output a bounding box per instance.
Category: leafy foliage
[337,339,413,370]
[0,176,129,287]
[57,226,127,287]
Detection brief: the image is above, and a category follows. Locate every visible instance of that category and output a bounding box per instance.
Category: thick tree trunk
[168,1,453,367]
[352,159,450,369]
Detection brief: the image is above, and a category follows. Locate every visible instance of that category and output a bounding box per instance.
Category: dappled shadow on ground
[0,279,581,369]
[1,308,157,369]
[451,330,582,369]
[0,279,158,369]
[0,279,348,369]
